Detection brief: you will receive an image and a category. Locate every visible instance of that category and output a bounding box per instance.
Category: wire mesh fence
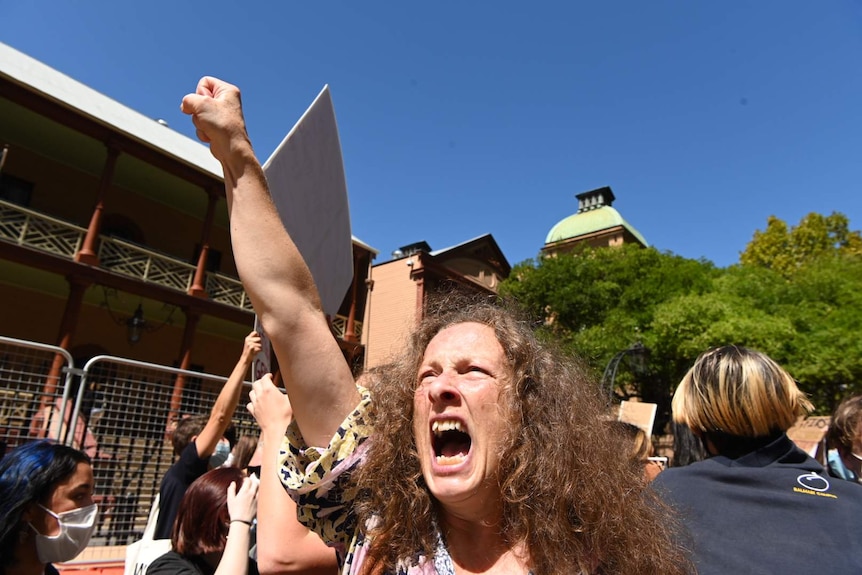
[0,336,75,453]
[0,336,258,550]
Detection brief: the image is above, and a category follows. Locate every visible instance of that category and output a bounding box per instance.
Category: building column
[31,277,91,438]
[344,249,361,343]
[189,190,218,298]
[76,144,120,266]
[167,309,200,429]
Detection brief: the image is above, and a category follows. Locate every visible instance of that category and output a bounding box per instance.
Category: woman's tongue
[436,434,471,465]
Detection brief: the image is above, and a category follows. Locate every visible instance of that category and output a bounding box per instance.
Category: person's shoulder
[177,441,209,475]
[147,551,203,575]
[45,564,61,575]
[826,474,862,500]
[651,461,721,501]
[180,441,207,462]
[653,462,708,484]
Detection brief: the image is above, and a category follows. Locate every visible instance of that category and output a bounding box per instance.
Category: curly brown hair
[354,295,692,574]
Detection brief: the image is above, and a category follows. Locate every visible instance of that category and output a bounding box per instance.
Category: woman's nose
[426,372,461,404]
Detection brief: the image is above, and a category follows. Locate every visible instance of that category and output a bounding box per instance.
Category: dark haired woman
[0,440,96,575]
[147,467,259,575]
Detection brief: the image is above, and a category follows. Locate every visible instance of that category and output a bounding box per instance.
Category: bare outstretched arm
[196,331,261,458]
[182,77,359,447]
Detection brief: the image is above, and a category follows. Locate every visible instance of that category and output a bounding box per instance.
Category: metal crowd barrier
[0,336,76,452]
[0,335,258,551]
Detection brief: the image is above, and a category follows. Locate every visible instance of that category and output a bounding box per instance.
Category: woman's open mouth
[432,419,472,465]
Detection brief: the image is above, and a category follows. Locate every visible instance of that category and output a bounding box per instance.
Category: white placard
[262,85,353,317]
[618,400,658,437]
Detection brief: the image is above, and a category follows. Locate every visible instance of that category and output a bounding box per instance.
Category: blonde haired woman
[653,345,862,575]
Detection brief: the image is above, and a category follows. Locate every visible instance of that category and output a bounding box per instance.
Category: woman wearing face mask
[0,440,96,575]
[147,467,259,575]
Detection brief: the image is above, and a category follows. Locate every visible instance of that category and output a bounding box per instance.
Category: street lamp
[601,341,648,404]
[101,288,177,345]
[126,304,147,344]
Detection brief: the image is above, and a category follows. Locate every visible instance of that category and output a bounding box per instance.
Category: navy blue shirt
[653,434,862,575]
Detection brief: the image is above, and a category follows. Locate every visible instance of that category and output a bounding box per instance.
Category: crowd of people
[1,77,861,575]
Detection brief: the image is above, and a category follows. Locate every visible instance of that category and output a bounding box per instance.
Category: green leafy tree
[740,212,862,276]
[737,211,862,412]
[777,256,862,412]
[501,245,717,427]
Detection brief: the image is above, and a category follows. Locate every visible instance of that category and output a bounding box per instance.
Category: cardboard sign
[262,85,353,317]
[787,415,831,459]
[618,400,658,437]
[251,316,272,382]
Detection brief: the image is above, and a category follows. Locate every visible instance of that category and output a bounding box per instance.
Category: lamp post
[601,341,648,405]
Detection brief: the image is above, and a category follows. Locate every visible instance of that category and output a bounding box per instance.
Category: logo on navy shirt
[794,472,837,498]
[797,472,829,491]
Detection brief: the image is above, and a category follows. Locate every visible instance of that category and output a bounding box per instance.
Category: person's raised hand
[180,76,251,166]
[243,331,263,359]
[227,474,259,524]
[247,374,294,437]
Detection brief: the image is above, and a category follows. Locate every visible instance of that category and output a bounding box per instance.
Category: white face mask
[30,503,98,564]
[209,440,231,468]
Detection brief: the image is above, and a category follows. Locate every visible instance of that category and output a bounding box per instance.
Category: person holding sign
[182,76,690,575]
[155,331,262,540]
[653,346,862,575]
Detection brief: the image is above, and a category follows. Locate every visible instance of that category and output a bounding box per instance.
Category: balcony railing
[99,237,196,292]
[0,199,252,312]
[0,200,84,258]
[331,314,363,340]
[205,272,253,311]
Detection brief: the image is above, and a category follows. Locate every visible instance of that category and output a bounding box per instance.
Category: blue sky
[4,1,862,268]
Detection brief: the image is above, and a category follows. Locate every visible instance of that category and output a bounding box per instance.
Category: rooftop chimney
[575,186,615,213]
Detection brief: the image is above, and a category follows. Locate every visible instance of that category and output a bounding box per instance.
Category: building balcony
[0,198,363,340]
[0,198,252,311]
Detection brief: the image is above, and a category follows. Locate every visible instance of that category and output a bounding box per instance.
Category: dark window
[102,214,145,245]
[0,173,34,206]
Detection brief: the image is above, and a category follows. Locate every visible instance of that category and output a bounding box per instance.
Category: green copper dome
[545,187,648,247]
